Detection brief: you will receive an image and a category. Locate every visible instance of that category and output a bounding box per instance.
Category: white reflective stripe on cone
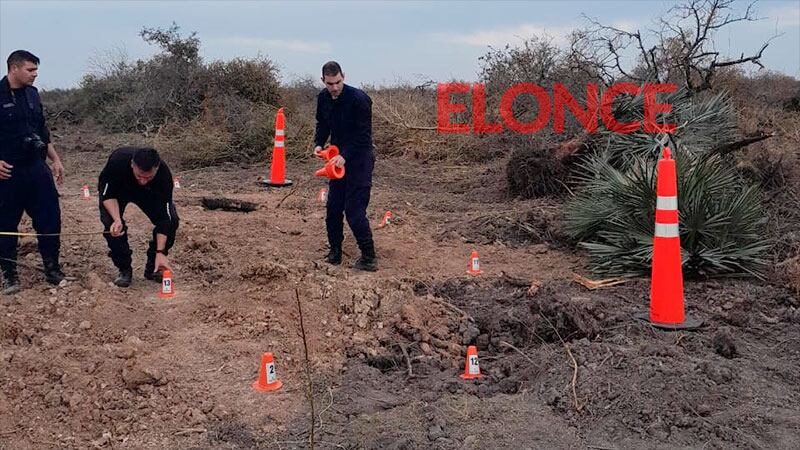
[655,223,680,238]
[275,130,285,136]
[656,196,678,210]
[274,141,285,147]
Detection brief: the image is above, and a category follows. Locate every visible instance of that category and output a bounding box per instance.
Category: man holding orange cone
[313,61,377,271]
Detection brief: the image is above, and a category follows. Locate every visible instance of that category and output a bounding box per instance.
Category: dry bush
[278,77,321,159]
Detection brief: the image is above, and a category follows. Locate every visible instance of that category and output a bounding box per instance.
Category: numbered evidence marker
[252,352,283,391]
[159,270,175,298]
[173,177,181,189]
[378,211,392,228]
[467,250,483,276]
[460,345,483,380]
[82,184,91,200]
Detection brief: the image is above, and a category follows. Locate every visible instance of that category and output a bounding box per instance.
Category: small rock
[722,302,734,310]
[712,330,738,359]
[427,425,445,441]
[420,342,432,354]
[79,321,92,330]
[461,325,480,345]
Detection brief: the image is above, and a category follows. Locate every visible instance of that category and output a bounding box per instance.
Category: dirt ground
[1,132,799,449]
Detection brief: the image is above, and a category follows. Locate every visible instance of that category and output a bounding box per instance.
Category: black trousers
[326,178,373,248]
[0,160,61,272]
[99,198,179,271]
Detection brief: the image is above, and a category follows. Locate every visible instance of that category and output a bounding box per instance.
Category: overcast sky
[1,0,798,90]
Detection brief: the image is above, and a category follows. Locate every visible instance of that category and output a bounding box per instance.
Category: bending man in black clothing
[313,61,377,271]
[98,147,178,287]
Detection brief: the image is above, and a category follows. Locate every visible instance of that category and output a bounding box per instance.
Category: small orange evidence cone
[460,346,483,380]
[318,187,328,203]
[82,184,91,200]
[467,250,483,276]
[173,177,181,189]
[378,211,392,228]
[252,352,283,392]
[158,269,175,298]
[636,148,701,330]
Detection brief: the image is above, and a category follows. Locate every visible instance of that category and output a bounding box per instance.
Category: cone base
[261,179,294,187]
[635,311,703,330]
[467,270,483,276]
[460,373,483,380]
[252,379,283,392]
[159,292,175,298]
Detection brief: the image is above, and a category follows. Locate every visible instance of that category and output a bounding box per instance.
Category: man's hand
[154,252,170,272]
[330,155,345,168]
[0,160,13,180]
[109,220,125,237]
[313,146,323,158]
[51,160,65,185]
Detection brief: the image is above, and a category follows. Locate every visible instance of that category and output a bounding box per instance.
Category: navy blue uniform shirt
[314,84,374,187]
[0,76,51,165]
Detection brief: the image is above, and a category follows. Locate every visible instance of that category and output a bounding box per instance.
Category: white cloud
[765,4,800,27]
[436,23,576,48]
[215,37,332,53]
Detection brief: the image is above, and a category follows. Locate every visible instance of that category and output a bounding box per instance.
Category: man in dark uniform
[0,50,66,295]
[313,61,377,271]
[98,147,178,287]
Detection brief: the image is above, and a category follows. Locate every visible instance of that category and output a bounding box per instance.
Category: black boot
[1,263,20,295]
[143,254,163,282]
[114,267,133,287]
[352,239,377,272]
[43,259,65,285]
[324,245,342,265]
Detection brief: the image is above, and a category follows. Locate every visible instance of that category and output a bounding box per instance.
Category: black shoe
[114,268,133,287]
[324,247,342,265]
[2,275,20,295]
[144,268,163,282]
[352,239,378,271]
[352,256,377,272]
[43,260,65,285]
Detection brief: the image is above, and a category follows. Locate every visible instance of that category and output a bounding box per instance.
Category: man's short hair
[132,147,161,171]
[7,50,39,71]
[322,61,342,77]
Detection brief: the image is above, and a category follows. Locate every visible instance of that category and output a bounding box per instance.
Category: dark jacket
[0,76,51,165]
[314,84,374,186]
[98,147,175,235]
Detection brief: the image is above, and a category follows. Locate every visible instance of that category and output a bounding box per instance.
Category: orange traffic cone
[467,250,483,276]
[173,177,181,189]
[252,352,283,392]
[82,184,91,200]
[315,161,345,180]
[158,269,175,298]
[262,108,293,187]
[318,187,328,203]
[460,346,483,380]
[378,211,392,228]
[317,145,339,161]
[636,148,701,329]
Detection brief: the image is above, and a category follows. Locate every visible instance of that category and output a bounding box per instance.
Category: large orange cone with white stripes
[636,148,701,330]
[262,108,293,187]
